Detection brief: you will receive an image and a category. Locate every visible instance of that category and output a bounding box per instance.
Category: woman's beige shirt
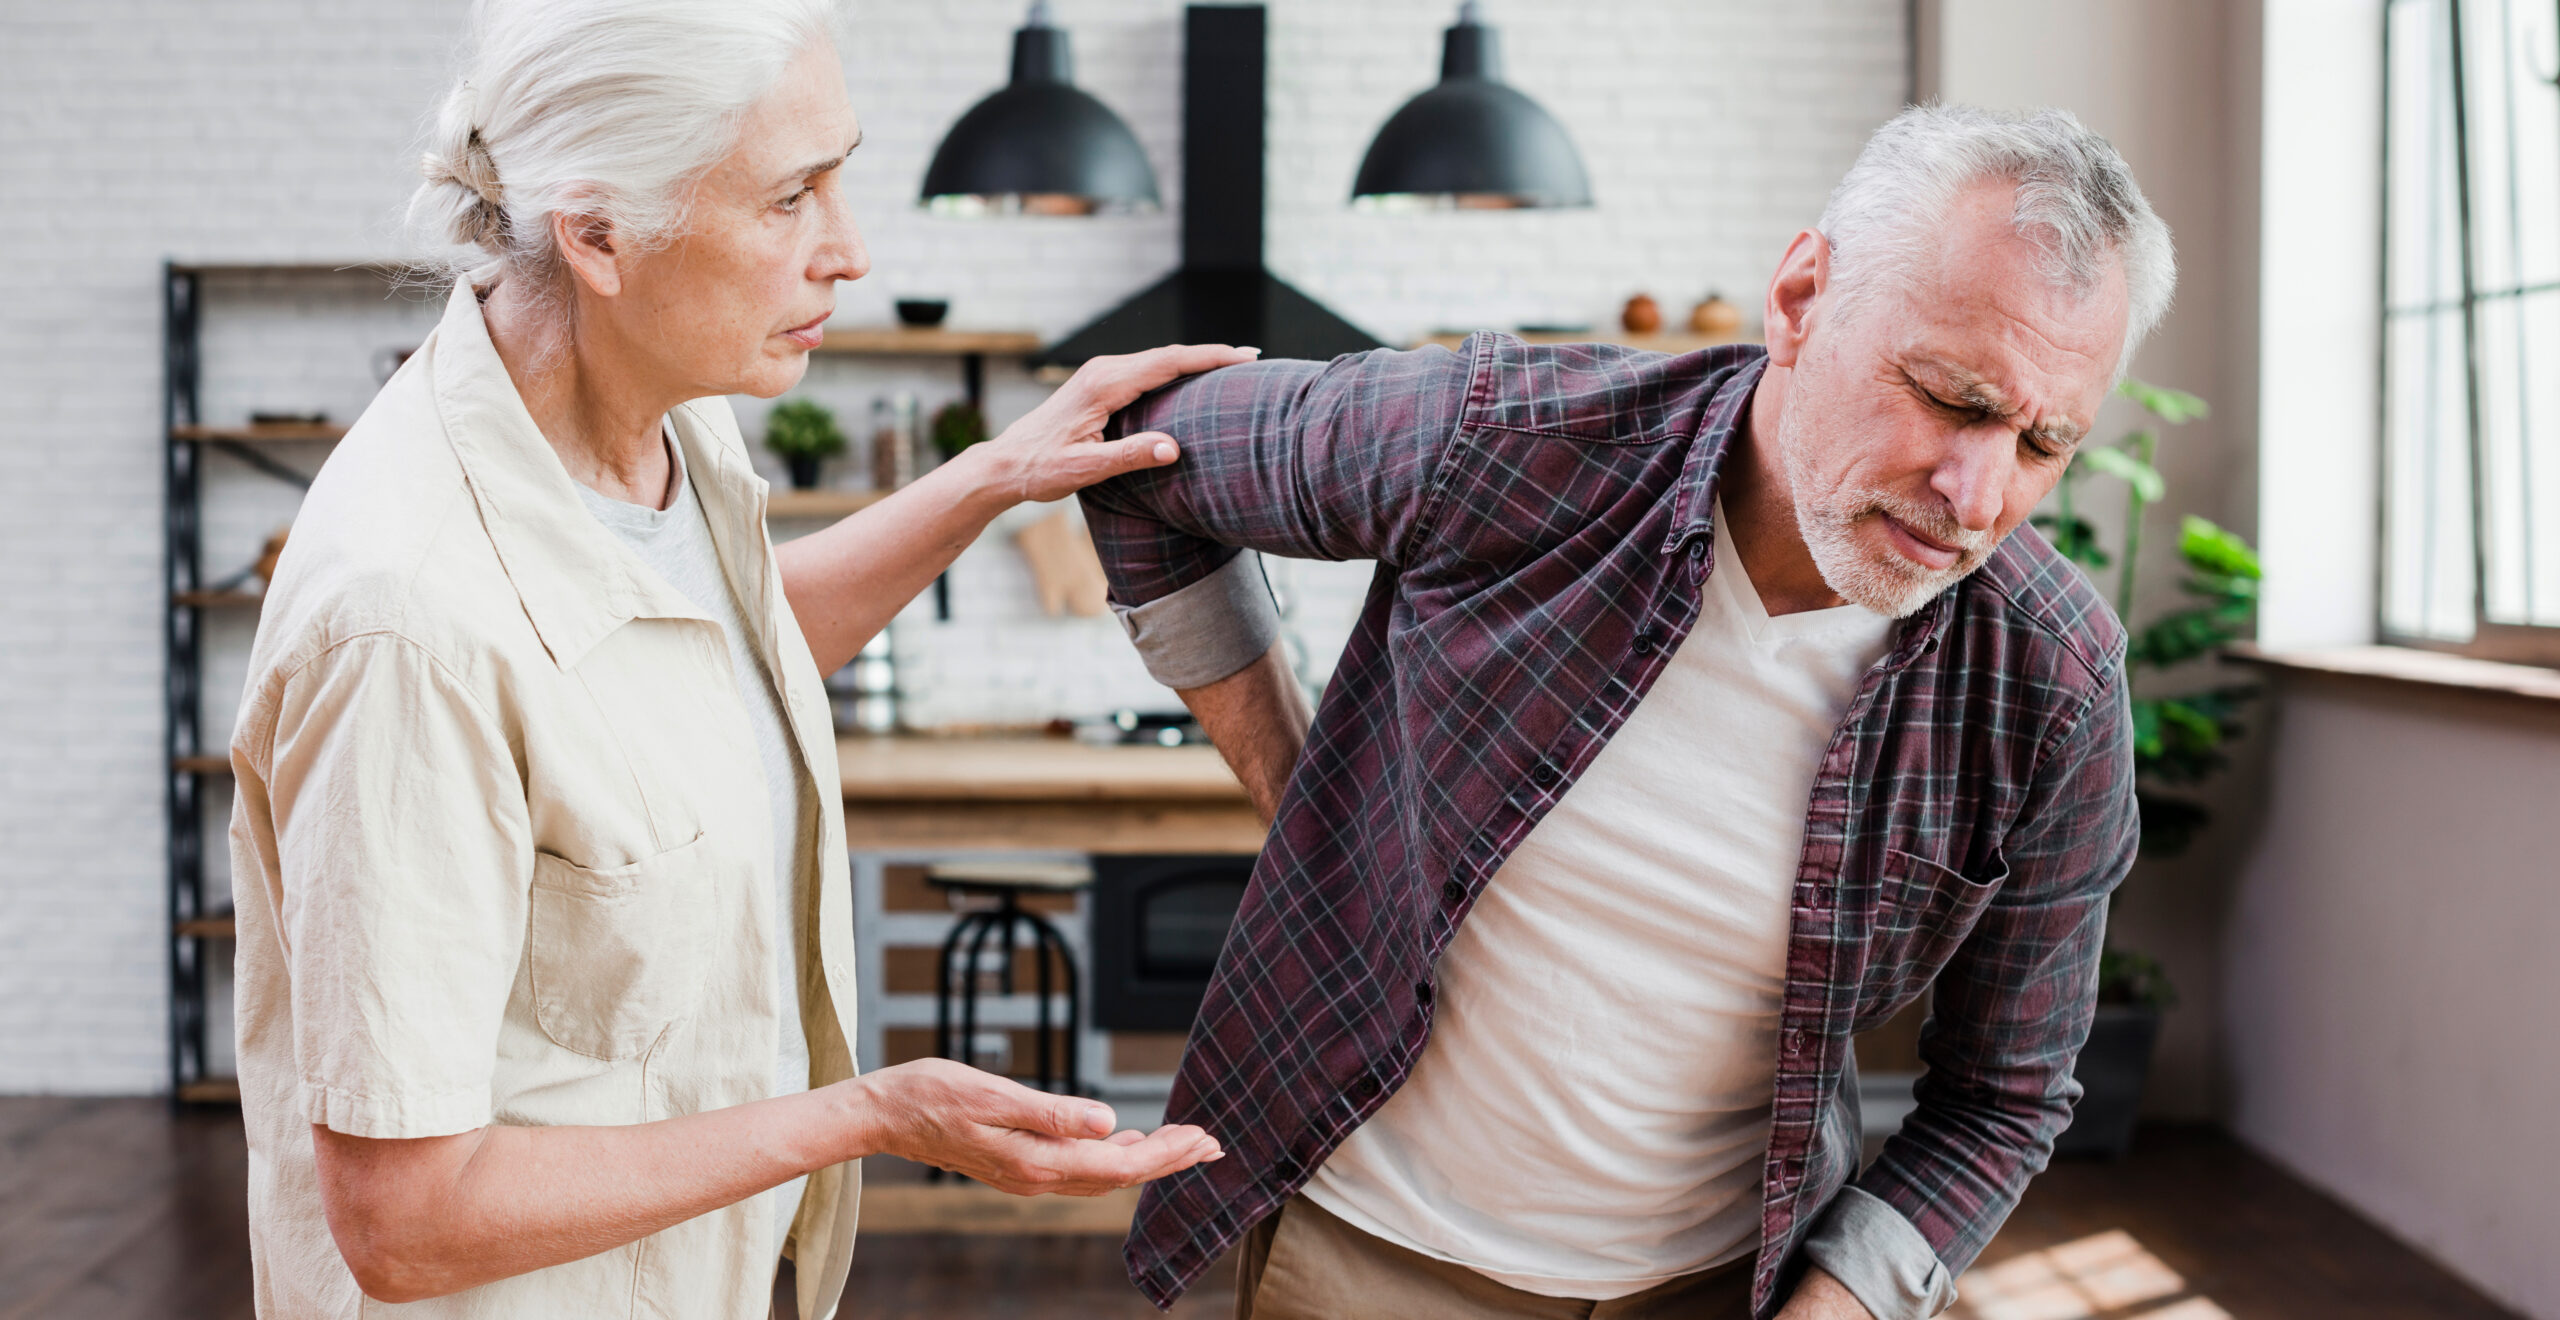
[228,281,860,1319]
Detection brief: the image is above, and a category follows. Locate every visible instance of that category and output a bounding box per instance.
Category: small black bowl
[894,299,950,328]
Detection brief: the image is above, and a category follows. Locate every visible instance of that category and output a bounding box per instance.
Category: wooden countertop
[837,735,1249,803]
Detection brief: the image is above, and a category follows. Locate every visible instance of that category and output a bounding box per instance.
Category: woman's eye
[778,186,814,213]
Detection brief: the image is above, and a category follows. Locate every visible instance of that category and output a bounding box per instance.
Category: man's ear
[550,207,624,299]
[1763,228,1830,370]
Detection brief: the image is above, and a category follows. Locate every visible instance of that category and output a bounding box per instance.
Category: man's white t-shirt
[574,429,813,1259]
[1302,502,1896,1298]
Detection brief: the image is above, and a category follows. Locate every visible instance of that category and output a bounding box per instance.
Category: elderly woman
[226,2,1239,1317]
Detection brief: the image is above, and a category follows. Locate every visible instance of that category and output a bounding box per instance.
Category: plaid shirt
[1080,335,2137,1317]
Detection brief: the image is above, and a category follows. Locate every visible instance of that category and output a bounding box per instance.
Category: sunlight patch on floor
[1948,1229,2231,1320]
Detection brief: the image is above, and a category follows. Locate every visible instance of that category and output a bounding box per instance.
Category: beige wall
[2225,678,2560,1318]
[1919,0,2267,1120]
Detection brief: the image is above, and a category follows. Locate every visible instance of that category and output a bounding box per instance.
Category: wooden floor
[0,1100,2516,1320]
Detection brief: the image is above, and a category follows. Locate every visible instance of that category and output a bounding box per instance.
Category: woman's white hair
[1817,104,2176,379]
[408,0,838,292]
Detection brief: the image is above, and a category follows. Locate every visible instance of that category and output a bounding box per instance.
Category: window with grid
[2383,0,2560,663]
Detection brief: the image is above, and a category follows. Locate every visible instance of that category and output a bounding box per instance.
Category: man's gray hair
[1818,104,2176,377]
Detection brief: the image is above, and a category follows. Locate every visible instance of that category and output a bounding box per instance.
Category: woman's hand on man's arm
[312,1058,1219,1303]
[777,343,1259,676]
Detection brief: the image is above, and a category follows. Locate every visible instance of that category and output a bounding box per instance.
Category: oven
[1090,854,1256,1032]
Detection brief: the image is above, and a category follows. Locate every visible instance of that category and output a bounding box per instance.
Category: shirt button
[1415,980,1435,1006]
[1441,879,1466,907]
[1530,761,1561,788]
[1632,629,1660,657]
[1273,1153,1302,1182]
[1783,1029,1805,1057]
[1352,1072,1382,1101]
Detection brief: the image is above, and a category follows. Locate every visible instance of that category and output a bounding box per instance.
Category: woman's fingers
[1010,432,1180,505]
[1068,344,1261,413]
[1017,1123,1223,1195]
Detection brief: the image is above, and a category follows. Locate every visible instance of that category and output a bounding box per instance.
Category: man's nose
[1928,429,2011,533]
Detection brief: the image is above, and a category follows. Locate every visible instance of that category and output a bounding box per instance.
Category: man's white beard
[1784,451,1995,619]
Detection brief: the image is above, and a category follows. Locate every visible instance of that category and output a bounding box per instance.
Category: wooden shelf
[175,1077,241,1104]
[172,755,230,776]
[173,422,346,444]
[170,260,408,278]
[1412,329,1757,355]
[176,911,236,940]
[172,589,262,609]
[816,327,1044,357]
[767,489,887,519]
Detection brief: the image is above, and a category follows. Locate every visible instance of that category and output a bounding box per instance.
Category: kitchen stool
[926,860,1093,1102]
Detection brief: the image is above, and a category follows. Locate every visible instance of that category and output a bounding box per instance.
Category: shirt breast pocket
[1868,847,2009,1004]
[527,831,713,1061]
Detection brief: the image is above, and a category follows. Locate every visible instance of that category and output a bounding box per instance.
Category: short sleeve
[262,632,532,1139]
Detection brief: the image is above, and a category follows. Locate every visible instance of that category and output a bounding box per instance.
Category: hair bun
[422,127,507,249]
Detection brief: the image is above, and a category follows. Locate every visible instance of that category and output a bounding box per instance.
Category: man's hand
[1177,639,1312,825]
[851,1058,1223,1196]
[1775,1267,1878,1319]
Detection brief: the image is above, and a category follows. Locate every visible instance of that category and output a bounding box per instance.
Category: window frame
[2376,0,2560,668]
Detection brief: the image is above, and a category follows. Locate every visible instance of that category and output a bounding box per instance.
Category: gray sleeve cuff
[1801,1186,1959,1320]
[1110,550,1282,690]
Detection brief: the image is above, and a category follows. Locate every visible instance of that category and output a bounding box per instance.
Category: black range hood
[1032,5,1386,370]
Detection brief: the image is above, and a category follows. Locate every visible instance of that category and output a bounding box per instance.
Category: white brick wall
[0,0,1903,1093]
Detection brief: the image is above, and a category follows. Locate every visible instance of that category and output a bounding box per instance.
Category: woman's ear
[550,208,624,298]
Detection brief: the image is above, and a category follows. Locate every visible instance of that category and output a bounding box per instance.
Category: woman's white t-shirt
[574,427,813,1259]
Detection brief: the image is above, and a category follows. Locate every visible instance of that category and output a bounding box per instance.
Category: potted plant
[2033,379,2261,1158]
[764,398,845,490]
[930,399,989,462]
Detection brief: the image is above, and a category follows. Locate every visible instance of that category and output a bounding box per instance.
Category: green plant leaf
[2098,942,2182,1008]
[2117,378,2211,425]
[2130,697,2164,760]
[2079,443,2167,502]
[2157,698,2224,748]
[2178,516,2261,580]
[2032,513,2113,569]
[2133,608,2243,670]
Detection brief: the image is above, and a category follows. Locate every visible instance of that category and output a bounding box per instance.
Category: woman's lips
[781,313,829,349]
[1878,512,1963,570]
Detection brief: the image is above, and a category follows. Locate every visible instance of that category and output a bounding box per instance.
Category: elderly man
[1077,105,2171,1320]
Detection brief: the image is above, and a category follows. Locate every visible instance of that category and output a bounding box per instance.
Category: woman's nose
[818,199,869,285]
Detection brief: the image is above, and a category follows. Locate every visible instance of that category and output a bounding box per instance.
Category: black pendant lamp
[921,1,1160,217]
[1352,0,1593,211]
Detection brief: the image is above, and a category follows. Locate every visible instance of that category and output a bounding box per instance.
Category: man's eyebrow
[1922,360,2087,448]
[771,134,862,189]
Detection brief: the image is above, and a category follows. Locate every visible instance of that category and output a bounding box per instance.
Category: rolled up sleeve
[261,631,532,1139]
[1802,1185,1960,1320]
[1109,549,1285,690]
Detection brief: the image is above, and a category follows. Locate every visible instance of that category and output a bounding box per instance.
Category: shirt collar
[429,279,767,669]
[1664,347,1956,661]
[1662,350,1766,557]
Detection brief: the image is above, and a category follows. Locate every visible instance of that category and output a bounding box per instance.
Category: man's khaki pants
[1234,1195,1756,1320]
